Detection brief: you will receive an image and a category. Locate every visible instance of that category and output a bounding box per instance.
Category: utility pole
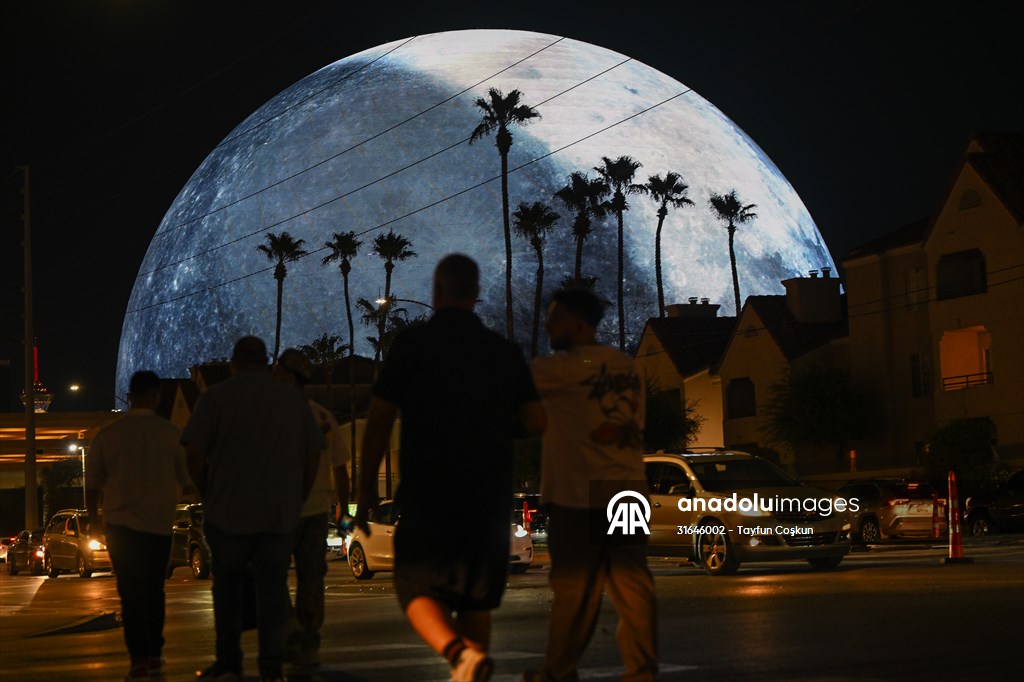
[20,165,38,529]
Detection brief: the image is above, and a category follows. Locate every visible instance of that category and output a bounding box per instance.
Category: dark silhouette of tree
[469,87,540,341]
[594,155,644,351]
[322,231,362,492]
[256,231,308,360]
[512,201,560,357]
[644,172,694,317]
[709,190,757,315]
[355,296,410,362]
[369,231,416,364]
[644,379,706,451]
[300,332,345,412]
[553,171,608,286]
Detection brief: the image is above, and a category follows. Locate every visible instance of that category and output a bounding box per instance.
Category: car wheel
[697,520,739,576]
[807,555,843,569]
[8,557,18,576]
[30,561,44,576]
[969,514,992,537]
[45,553,60,579]
[859,518,881,544]
[190,547,210,579]
[77,553,93,578]
[348,543,374,580]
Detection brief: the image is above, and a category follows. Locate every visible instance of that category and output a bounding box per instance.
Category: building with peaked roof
[842,132,1024,467]
[716,272,849,474]
[635,300,735,447]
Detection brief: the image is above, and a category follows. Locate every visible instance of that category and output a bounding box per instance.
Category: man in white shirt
[274,348,351,670]
[86,370,193,682]
[525,289,658,682]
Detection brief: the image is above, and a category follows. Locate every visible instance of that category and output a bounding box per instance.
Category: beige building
[843,132,1024,466]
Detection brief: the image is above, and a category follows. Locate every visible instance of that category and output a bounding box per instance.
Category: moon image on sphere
[116,29,835,396]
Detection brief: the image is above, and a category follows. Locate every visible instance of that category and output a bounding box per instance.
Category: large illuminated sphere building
[116,29,835,395]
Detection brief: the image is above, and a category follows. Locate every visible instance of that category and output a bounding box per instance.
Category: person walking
[273,347,351,670]
[524,288,658,682]
[183,336,322,682]
[356,254,546,682]
[86,370,193,682]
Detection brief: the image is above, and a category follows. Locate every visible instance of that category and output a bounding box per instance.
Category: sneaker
[148,657,167,681]
[196,661,242,682]
[451,647,494,682]
[124,663,149,681]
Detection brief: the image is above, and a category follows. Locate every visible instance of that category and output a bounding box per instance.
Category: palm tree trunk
[274,274,284,361]
[500,149,514,341]
[728,223,741,315]
[343,266,356,501]
[573,215,585,282]
[531,244,544,358]
[655,209,666,318]
[617,208,625,352]
[381,261,393,499]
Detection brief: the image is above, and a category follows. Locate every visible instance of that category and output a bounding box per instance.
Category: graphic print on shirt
[581,363,643,448]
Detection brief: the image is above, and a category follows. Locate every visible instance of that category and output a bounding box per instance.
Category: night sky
[2,0,1021,412]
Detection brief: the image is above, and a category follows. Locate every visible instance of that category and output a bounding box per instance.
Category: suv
[834,479,943,543]
[645,450,852,575]
[965,469,1024,536]
[167,503,211,578]
[41,509,111,578]
[7,528,46,575]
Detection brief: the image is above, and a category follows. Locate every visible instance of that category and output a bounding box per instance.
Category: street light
[375,297,435,311]
[68,443,86,510]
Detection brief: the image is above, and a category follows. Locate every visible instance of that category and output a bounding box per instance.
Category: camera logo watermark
[606,490,651,535]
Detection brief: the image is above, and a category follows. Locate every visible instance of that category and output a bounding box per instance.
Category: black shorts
[393,516,509,612]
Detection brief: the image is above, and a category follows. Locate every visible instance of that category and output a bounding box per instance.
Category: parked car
[0,534,14,563]
[167,503,211,579]
[513,492,547,542]
[345,501,534,580]
[645,450,852,575]
[965,469,1024,536]
[41,509,111,578]
[7,529,46,575]
[326,521,347,558]
[834,479,944,543]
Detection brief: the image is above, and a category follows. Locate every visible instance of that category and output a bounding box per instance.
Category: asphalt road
[1,538,1021,681]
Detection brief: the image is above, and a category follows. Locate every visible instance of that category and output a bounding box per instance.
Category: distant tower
[20,340,53,413]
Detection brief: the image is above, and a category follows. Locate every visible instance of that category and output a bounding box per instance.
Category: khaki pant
[541,505,658,682]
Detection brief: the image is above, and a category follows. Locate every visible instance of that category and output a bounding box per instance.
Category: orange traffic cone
[941,470,973,565]
[931,496,942,540]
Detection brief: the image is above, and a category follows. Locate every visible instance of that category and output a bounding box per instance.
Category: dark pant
[205,522,294,676]
[541,505,659,682]
[289,513,328,651]
[105,524,172,662]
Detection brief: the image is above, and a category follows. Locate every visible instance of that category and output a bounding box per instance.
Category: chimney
[781,271,842,323]
[666,298,721,319]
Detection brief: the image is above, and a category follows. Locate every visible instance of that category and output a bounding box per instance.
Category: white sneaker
[451,647,494,682]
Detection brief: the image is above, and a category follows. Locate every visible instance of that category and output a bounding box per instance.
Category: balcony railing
[942,372,994,391]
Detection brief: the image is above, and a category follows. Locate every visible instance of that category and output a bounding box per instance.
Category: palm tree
[553,171,608,285]
[300,332,346,412]
[469,87,541,341]
[512,201,560,357]
[322,232,362,360]
[594,155,644,351]
[256,231,308,360]
[644,172,694,317]
[709,190,758,315]
[370,231,416,364]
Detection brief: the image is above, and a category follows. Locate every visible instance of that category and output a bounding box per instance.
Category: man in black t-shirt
[357,254,546,682]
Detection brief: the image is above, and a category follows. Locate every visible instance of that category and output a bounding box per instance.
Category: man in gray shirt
[183,336,322,682]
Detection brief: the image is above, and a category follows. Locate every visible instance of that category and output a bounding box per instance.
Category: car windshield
[687,458,802,492]
[881,482,935,499]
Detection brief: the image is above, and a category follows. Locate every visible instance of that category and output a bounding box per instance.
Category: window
[910,352,933,398]
[939,326,993,390]
[936,249,987,300]
[726,377,756,418]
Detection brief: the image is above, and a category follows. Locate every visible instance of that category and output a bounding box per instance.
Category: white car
[346,500,533,579]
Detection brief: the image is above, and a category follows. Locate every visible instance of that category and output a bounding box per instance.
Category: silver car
[346,500,533,579]
[645,450,853,575]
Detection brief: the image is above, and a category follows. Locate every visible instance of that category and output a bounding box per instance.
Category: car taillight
[886,498,910,507]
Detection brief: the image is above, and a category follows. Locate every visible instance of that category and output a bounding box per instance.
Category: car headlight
[514,524,529,538]
[88,539,106,551]
[35,548,45,558]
